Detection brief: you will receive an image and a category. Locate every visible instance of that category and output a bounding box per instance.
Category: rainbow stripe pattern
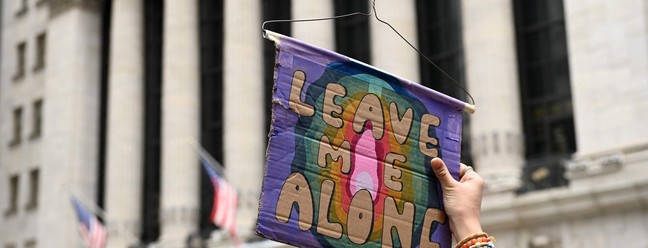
[257,31,467,248]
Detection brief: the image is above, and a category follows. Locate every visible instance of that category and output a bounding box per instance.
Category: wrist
[450,216,483,242]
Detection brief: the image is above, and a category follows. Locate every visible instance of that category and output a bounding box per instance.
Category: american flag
[71,197,107,248]
[200,154,239,242]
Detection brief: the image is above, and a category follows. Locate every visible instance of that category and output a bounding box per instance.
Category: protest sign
[257,30,473,248]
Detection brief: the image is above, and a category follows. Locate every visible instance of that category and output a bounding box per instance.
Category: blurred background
[1,0,647,247]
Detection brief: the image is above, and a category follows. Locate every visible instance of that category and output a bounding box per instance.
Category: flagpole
[71,192,108,219]
[188,139,226,177]
[190,139,243,246]
[70,192,141,246]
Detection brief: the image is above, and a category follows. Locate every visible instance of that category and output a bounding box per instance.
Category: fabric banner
[256,30,468,248]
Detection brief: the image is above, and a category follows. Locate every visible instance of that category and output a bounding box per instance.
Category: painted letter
[419,114,440,157]
[384,152,406,191]
[389,102,413,144]
[353,94,385,139]
[382,196,414,248]
[275,173,313,231]
[323,83,346,128]
[318,135,351,174]
[317,180,343,239]
[420,208,446,248]
[347,189,374,244]
[289,70,315,116]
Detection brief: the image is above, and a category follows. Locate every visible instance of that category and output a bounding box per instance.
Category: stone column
[461,0,524,193]
[104,0,143,247]
[292,0,335,50]
[564,0,648,155]
[369,0,420,82]
[40,2,102,248]
[224,0,264,240]
[159,0,200,246]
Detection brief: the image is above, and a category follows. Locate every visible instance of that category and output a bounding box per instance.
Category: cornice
[481,177,648,231]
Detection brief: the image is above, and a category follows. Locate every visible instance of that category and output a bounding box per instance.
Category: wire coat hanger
[261,0,476,109]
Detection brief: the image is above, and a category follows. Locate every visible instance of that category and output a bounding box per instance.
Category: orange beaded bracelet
[454,232,495,248]
[461,237,493,248]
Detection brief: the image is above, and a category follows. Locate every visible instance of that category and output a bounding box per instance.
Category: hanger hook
[261,0,475,106]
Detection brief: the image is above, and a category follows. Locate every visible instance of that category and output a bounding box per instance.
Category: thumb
[431,158,457,188]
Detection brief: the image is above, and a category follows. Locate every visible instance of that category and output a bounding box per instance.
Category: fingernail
[431,158,441,169]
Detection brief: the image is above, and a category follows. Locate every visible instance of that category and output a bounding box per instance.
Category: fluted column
[369,0,419,82]
[224,0,264,240]
[104,0,143,247]
[292,0,335,50]
[462,0,524,193]
[40,2,102,248]
[159,0,200,246]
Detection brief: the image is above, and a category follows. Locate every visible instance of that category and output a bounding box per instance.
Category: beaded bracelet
[461,237,493,248]
[454,232,495,248]
[469,241,495,248]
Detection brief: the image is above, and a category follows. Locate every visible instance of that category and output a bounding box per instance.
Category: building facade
[476,0,648,247]
[0,0,647,248]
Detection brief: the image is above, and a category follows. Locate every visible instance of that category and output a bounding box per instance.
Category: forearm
[450,214,483,243]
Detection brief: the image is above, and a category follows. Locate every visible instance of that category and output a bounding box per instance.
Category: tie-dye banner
[257,30,471,248]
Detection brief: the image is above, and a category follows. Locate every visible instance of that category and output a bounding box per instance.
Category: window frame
[334,0,371,64]
[415,0,472,166]
[13,42,27,81]
[30,99,43,139]
[24,240,36,248]
[34,33,46,72]
[5,175,19,216]
[262,0,291,143]
[25,169,39,210]
[140,0,164,243]
[198,0,226,238]
[10,107,23,147]
[15,0,28,17]
[36,0,47,7]
[513,0,575,193]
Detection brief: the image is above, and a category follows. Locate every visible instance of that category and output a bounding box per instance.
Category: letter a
[275,173,314,231]
[353,94,385,139]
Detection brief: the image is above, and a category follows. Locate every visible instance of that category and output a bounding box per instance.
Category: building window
[262,0,291,142]
[36,0,47,7]
[34,33,46,71]
[514,0,575,192]
[199,0,226,238]
[5,175,19,216]
[13,42,26,81]
[30,100,43,139]
[334,0,371,64]
[24,239,36,248]
[97,0,111,211]
[141,0,164,243]
[16,0,28,16]
[416,0,464,97]
[416,0,472,165]
[10,107,23,147]
[26,169,39,210]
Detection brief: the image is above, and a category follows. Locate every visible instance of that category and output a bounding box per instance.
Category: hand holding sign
[431,158,485,242]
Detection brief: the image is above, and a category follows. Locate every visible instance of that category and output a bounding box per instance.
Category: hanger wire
[261,0,476,106]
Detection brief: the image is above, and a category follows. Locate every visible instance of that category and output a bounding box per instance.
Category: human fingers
[459,163,471,178]
[431,158,458,188]
[459,166,484,185]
